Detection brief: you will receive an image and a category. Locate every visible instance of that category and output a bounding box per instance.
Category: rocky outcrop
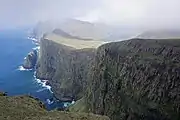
[85,39,180,120]
[36,38,95,101]
[23,50,38,69]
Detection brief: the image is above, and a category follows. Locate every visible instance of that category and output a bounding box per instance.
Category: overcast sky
[0,0,180,29]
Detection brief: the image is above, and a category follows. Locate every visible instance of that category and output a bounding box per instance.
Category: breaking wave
[34,72,53,93]
[46,99,54,105]
[17,66,32,71]
[32,46,40,50]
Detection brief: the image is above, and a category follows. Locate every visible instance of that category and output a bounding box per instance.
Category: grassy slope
[0,94,109,120]
[45,33,104,49]
[58,19,110,40]
[68,98,89,113]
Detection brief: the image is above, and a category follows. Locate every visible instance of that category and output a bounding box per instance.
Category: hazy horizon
[0,0,180,29]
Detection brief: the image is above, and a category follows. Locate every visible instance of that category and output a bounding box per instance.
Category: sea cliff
[34,36,180,120]
[35,37,98,101]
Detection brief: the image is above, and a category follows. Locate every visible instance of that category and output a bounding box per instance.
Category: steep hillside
[52,29,81,40]
[30,21,56,40]
[0,93,109,120]
[137,30,180,39]
[30,19,110,41]
[83,39,180,120]
[57,19,111,40]
[52,28,94,40]
[31,19,139,41]
[36,35,103,101]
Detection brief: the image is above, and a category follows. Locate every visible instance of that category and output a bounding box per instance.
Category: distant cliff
[30,19,139,42]
[84,39,180,120]
[36,37,99,101]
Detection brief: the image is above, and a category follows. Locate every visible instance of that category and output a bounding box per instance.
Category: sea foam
[32,46,40,50]
[17,66,32,71]
[34,72,53,93]
[28,37,38,42]
[46,99,54,104]
[28,37,40,46]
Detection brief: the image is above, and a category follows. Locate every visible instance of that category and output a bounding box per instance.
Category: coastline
[25,36,75,109]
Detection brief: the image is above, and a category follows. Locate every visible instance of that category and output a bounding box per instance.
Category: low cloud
[79,0,180,29]
[0,0,180,29]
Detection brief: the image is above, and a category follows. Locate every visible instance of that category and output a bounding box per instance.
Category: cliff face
[36,38,95,101]
[86,39,180,120]
[36,37,180,119]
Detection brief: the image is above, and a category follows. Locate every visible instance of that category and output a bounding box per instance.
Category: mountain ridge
[137,29,180,39]
[30,19,140,41]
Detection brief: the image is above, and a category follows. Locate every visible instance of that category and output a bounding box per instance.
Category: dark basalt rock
[23,50,38,69]
[45,81,50,86]
[85,39,180,120]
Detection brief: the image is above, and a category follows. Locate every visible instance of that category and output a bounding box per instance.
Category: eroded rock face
[36,38,95,101]
[86,39,180,120]
[23,50,38,69]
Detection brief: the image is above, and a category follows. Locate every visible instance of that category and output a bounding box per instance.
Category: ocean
[0,29,68,110]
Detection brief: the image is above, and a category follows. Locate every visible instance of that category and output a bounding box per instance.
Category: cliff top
[44,33,104,49]
[0,93,109,120]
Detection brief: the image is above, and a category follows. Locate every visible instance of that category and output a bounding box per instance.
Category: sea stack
[23,50,38,69]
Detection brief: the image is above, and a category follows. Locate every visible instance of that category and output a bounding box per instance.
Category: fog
[0,0,180,29]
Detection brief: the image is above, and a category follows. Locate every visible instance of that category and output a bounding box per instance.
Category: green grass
[45,33,104,49]
[0,94,109,120]
[68,98,89,113]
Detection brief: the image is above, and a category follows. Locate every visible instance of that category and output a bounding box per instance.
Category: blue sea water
[0,29,66,110]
